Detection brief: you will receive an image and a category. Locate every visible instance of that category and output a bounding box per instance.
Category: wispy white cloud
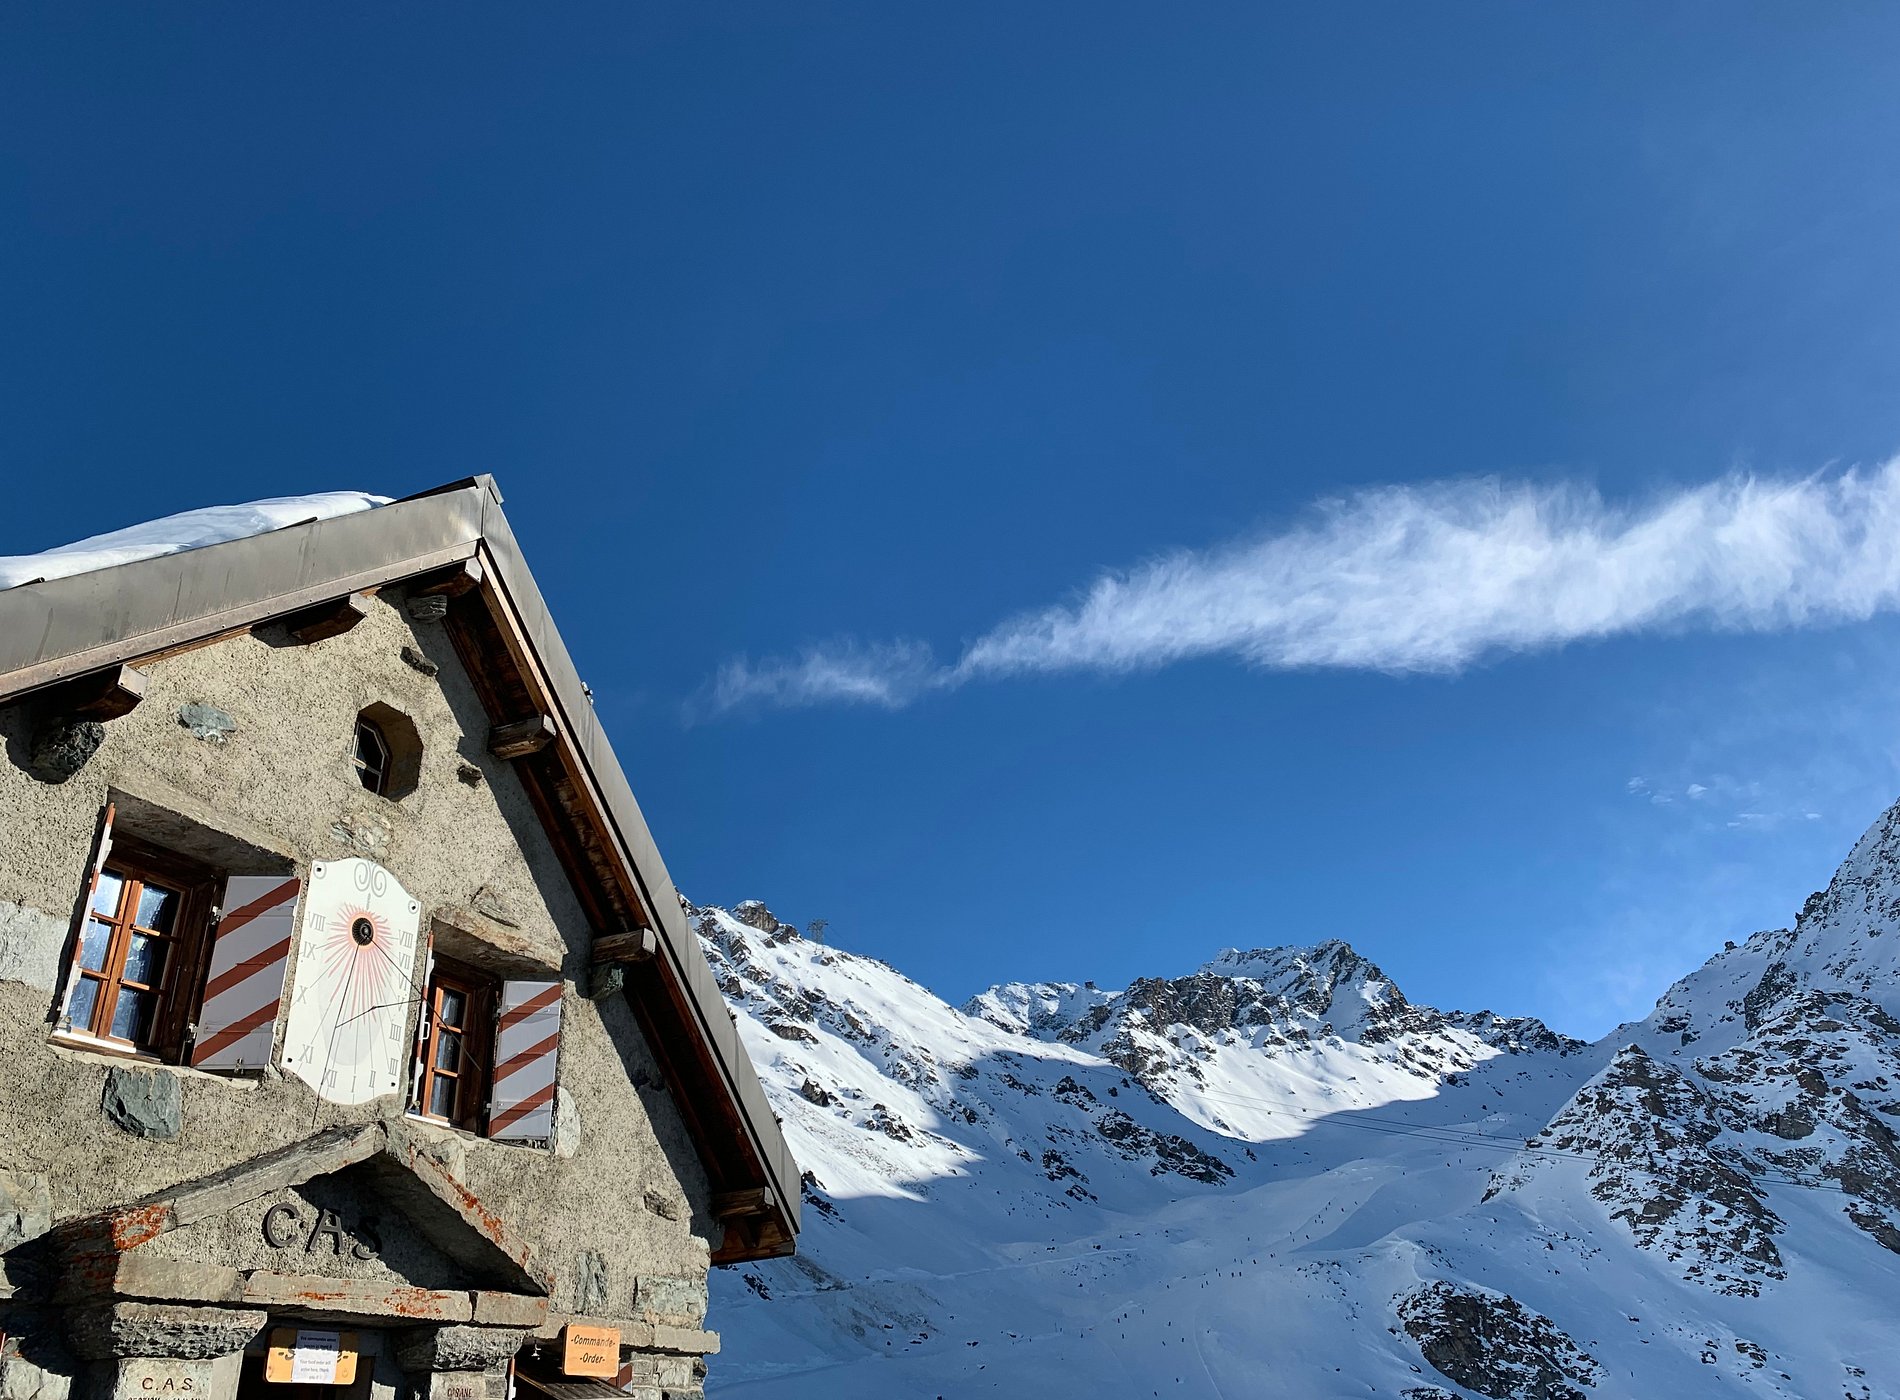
[701,639,941,714]
[697,460,1900,718]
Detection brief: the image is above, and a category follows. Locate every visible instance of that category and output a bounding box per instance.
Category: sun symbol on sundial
[281,858,421,1105]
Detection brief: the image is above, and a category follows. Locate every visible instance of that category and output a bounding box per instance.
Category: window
[414,958,495,1132]
[62,840,215,1058]
[351,703,423,800]
[58,805,301,1071]
[353,716,391,795]
[409,954,565,1143]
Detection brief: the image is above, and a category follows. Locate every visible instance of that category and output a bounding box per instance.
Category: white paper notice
[290,1330,342,1384]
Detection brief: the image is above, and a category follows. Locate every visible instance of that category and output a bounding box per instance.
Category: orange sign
[561,1324,620,1378]
[264,1329,358,1385]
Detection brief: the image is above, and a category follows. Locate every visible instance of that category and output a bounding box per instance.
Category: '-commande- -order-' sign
[280,857,421,1105]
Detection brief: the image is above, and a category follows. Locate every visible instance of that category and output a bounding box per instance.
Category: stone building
[0,479,799,1400]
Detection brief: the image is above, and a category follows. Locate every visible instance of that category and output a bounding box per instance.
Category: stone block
[205,1355,241,1400]
[421,1374,497,1400]
[574,1252,607,1316]
[0,1170,52,1251]
[28,721,103,784]
[0,903,66,994]
[468,1295,547,1330]
[392,1327,527,1374]
[67,1304,265,1362]
[0,1316,75,1400]
[655,1355,696,1390]
[631,1277,704,1328]
[0,1351,72,1400]
[551,1089,580,1159]
[650,1328,716,1357]
[101,1255,243,1307]
[101,1070,182,1141]
[106,1359,209,1400]
[175,705,236,745]
[621,1356,659,1387]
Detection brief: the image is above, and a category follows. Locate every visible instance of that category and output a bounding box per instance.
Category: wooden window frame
[59,836,218,1061]
[413,957,496,1133]
[353,716,391,796]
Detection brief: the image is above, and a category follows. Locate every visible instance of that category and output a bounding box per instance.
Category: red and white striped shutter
[57,804,115,1028]
[408,935,436,1113]
[191,874,301,1071]
[488,979,562,1141]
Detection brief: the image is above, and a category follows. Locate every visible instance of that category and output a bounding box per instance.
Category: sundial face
[280,858,421,1105]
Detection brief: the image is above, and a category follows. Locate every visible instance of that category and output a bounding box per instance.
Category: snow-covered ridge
[698,799,1900,1397]
[0,491,388,590]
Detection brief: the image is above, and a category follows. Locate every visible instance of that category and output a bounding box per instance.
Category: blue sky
[7,5,1900,1037]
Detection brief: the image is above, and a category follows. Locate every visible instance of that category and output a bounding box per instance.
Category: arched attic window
[352,703,423,800]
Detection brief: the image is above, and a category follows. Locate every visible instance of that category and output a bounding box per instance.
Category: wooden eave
[0,478,800,1261]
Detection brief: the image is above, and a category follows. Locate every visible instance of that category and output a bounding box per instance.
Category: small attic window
[352,703,423,800]
[353,717,390,794]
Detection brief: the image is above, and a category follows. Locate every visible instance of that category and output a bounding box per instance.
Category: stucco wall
[0,587,713,1328]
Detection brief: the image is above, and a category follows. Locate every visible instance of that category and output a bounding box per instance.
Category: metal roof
[0,476,800,1248]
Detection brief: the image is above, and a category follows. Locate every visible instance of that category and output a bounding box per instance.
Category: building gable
[0,478,798,1262]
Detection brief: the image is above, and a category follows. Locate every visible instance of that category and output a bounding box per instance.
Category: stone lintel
[241,1273,472,1323]
[469,1292,548,1330]
[380,1121,552,1295]
[60,1253,245,1307]
[162,1125,384,1232]
[653,1326,718,1357]
[528,1317,719,1356]
[394,1325,532,1374]
[66,1303,267,1361]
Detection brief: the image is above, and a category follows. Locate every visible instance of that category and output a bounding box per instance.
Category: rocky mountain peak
[731,898,802,941]
[691,792,1900,1398]
[971,938,1404,1043]
[1744,796,1900,1029]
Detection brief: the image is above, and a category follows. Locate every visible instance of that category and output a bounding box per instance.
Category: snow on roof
[0,491,389,591]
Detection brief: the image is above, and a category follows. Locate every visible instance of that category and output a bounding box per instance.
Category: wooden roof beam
[410,558,485,598]
[281,591,374,644]
[592,929,658,965]
[489,715,557,759]
[30,663,148,721]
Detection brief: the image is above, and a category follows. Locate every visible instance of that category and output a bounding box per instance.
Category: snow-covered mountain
[694,801,1900,1399]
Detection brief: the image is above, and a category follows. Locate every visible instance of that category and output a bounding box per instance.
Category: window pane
[437,987,466,1027]
[123,933,169,988]
[355,721,389,794]
[78,918,112,971]
[109,987,156,1044]
[90,871,123,919]
[67,977,99,1031]
[434,1029,463,1072]
[135,883,177,933]
[428,1075,457,1118]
